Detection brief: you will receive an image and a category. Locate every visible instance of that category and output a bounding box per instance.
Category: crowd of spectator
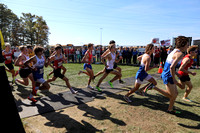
[10,45,200,68]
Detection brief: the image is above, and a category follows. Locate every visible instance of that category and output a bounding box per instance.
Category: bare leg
[95,68,105,77]
[110,70,122,83]
[125,82,141,97]
[85,68,94,86]
[184,81,193,98]
[115,67,122,80]
[62,76,71,89]
[96,72,108,87]
[16,78,29,86]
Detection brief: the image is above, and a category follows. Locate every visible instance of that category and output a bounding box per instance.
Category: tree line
[0,3,50,46]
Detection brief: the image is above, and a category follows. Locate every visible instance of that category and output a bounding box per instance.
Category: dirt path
[23,90,197,133]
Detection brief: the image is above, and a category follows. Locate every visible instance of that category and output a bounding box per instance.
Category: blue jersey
[161,49,181,84]
[32,55,45,80]
[135,54,149,81]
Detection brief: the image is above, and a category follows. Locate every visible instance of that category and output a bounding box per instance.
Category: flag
[0,30,5,50]
[152,38,159,44]
[160,39,171,46]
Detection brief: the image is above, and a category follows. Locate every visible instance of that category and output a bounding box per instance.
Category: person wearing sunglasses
[176,45,198,102]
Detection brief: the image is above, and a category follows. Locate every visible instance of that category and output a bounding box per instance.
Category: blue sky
[1,0,200,46]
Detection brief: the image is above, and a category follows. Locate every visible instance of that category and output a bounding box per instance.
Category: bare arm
[81,51,89,63]
[179,58,195,75]
[137,55,143,62]
[101,52,111,67]
[14,55,23,67]
[24,56,36,70]
[101,49,110,57]
[170,52,184,83]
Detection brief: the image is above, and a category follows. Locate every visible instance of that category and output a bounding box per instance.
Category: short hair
[109,40,115,44]
[108,43,115,50]
[88,43,94,48]
[145,43,154,54]
[27,44,33,49]
[19,45,26,51]
[187,45,198,53]
[55,44,62,50]
[5,43,11,47]
[33,46,44,55]
[175,36,189,48]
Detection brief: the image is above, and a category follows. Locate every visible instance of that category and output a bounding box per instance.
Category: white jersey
[165,49,181,64]
[107,52,116,69]
[140,53,150,67]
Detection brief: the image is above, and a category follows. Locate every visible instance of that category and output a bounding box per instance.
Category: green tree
[34,16,50,45]
[0,4,19,44]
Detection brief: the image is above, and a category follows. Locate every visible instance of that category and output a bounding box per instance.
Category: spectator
[117,47,123,64]
[128,47,132,64]
[132,48,138,65]
[160,46,167,66]
[70,47,75,62]
[154,46,160,66]
[44,47,50,59]
[76,48,81,63]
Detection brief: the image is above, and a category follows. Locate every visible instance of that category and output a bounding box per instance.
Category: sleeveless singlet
[106,52,116,70]
[32,55,45,80]
[135,53,150,81]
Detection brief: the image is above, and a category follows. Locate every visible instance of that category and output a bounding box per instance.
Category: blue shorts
[83,63,92,70]
[161,75,174,84]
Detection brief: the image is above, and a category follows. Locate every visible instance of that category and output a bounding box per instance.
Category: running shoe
[123,95,132,103]
[70,88,78,94]
[166,110,181,115]
[87,85,94,90]
[28,97,37,102]
[108,81,114,88]
[96,86,102,92]
[119,79,125,84]
[78,70,83,75]
[144,83,154,93]
[182,97,192,102]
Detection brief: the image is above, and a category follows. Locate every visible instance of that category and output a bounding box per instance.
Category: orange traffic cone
[158,62,163,74]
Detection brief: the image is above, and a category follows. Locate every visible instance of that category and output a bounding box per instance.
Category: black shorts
[105,68,113,74]
[54,68,64,79]
[113,63,118,69]
[179,75,190,82]
[19,68,32,78]
[5,63,14,70]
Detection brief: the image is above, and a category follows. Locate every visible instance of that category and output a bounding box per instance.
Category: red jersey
[87,51,93,65]
[178,54,193,76]
[3,50,13,64]
[54,54,64,68]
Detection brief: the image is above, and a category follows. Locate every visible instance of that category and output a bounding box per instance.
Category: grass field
[8,63,200,132]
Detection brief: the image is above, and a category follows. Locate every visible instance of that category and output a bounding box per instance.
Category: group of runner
[3,36,198,114]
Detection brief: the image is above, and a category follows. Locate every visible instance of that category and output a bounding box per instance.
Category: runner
[176,45,198,102]
[94,40,125,84]
[24,46,50,101]
[47,45,67,80]
[14,46,37,102]
[78,43,95,89]
[47,44,77,94]
[2,43,16,84]
[123,44,157,102]
[151,36,189,114]
[95,43,122,92]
